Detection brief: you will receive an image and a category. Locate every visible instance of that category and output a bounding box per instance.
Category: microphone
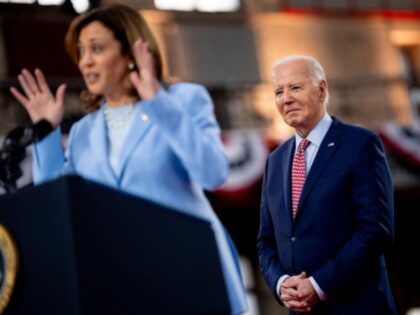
[0,119,54,193]
[1,119,53,153]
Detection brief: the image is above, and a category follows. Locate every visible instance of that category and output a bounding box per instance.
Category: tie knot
[298,139,309,151]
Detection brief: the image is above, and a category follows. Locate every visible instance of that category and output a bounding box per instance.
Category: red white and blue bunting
[378,121,420,171]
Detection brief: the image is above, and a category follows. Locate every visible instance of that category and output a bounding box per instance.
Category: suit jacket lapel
[295,118,343,221]
[118,103,152,181]
[89,107,117,182]
[282,139,295,222]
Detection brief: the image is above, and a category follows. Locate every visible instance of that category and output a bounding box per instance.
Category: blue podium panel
[0,176,230,315]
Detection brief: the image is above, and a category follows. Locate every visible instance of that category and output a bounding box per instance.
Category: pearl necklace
[104,104,135,128]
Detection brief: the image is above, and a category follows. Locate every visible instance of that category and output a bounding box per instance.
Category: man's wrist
[308,276,328,301]
[276,274,290,297]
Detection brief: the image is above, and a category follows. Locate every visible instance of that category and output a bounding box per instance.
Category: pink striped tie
[291,139,309,219]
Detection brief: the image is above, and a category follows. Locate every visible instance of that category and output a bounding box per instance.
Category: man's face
[272,60,326,136]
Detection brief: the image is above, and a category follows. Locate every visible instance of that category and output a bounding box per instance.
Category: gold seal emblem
[0,224,18,314]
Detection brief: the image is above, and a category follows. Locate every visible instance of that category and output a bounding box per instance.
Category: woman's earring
[128,63,136,71]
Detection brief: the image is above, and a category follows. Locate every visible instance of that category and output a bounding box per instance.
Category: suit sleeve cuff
[309,276,328,301]
[276,274,290,298]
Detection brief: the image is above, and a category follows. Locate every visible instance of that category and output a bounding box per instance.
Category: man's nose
[283,90,293,104]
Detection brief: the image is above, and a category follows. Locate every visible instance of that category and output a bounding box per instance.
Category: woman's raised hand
[10,69,66,129]
[129,40,160,101]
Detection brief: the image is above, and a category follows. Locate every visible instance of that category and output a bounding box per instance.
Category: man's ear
[319,80,327,102]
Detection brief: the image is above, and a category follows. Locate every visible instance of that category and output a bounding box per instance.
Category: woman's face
[78,21,132,100]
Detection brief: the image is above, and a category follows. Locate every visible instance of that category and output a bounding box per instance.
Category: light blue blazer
[32,83,248,314]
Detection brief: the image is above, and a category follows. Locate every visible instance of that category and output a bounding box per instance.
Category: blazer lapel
[118,103,152,181]
[295,118,343,220]
[89,107,117,182]
[282,139,295,222]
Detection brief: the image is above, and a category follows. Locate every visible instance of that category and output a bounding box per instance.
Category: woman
[10,5,248,314]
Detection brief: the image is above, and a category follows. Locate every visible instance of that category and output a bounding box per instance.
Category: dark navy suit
[257,117,397,315]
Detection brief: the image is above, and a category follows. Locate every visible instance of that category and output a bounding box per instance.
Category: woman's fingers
[10,69,65,125]
[35,68,53,97]
[129,71,141,87]
[22,69,41,95]
[140,44,155,80]
[131,39,159,100]
[133,39,144,68]
[55,84,67,105]
[10,86,28,106]
[14,69,56,103]
[18,72,35,100]
[133,40,155,78]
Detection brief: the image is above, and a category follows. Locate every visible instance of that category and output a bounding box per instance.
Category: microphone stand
[0,157,23,194]
[0,120,53,194]
[0,131,26,193]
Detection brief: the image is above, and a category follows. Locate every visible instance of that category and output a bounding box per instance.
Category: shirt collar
[295,113,332,148]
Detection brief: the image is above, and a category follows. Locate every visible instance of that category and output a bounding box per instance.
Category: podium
[0,176,230,315]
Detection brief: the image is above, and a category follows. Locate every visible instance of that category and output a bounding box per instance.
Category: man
[257,55,397,315]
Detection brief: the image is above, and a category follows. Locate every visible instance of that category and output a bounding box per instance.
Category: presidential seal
[0,224,18,314]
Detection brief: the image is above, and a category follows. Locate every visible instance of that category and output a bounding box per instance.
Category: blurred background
[1,0,420,314]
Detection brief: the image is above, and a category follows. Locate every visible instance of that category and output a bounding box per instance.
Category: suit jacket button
[291,236,297,243]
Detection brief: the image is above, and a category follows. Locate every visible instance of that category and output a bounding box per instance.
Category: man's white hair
[272,55,330,107]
